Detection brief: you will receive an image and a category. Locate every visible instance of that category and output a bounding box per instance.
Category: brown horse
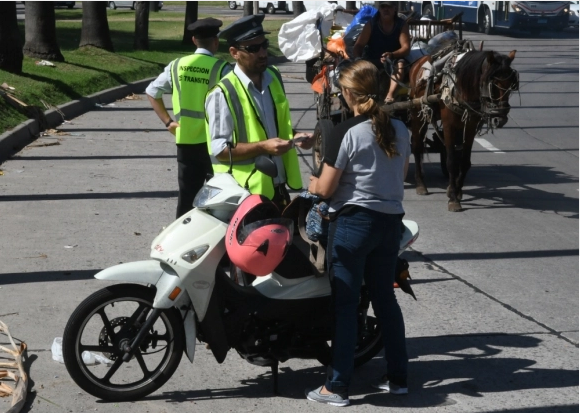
[408,49,518,211]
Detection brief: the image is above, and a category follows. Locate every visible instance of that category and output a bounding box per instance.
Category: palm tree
[134,1,150,50]
[292,2,305,17]
[22,1,64,62]
[182,1,199,45]
[0,1,23,73]
[243,1,254,16]
[79,1,114,51]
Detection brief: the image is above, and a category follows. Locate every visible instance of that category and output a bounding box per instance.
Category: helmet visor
[237,218,294,245]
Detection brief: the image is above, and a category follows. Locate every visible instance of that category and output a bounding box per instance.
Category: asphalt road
[0,23,578,413]
[411,28,579,342]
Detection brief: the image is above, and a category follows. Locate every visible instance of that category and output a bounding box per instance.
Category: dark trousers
[176,143,213,219]
[325,207,407,394]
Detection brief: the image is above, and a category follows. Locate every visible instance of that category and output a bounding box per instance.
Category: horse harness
[412,43,519,149]
[438,50,519,134]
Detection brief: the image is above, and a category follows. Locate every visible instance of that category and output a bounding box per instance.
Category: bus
[407,1,570,35]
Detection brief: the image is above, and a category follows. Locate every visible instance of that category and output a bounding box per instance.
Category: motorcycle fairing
[94,260,164,284]
[182,306,197,363]
[150,208,229,321]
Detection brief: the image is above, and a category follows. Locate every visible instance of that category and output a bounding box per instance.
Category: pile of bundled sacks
[279,3,459,67]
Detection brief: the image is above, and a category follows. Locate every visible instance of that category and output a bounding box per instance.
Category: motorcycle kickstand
[271,361,279,395]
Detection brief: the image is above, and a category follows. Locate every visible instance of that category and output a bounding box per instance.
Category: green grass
[0,6,291,134]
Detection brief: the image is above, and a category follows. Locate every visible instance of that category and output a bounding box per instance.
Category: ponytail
[339,60,399,158]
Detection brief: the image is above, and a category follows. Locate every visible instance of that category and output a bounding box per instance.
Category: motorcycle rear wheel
[316,315,383,367]
[62,284,184,401]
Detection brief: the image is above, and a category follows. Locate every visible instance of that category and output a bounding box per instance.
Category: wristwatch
[165,119,173,127]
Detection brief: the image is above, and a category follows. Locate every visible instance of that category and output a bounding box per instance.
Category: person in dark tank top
[353,1,410,103]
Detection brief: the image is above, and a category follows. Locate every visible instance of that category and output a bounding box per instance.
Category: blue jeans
[325,207,408,394]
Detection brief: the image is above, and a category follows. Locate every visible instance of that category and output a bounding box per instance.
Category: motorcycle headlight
[182,245,209,264]
[193,185,222,208]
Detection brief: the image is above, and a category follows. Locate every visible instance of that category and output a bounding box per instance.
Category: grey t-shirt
[330,118,410,215]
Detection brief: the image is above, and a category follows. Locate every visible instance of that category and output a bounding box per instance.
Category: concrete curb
[0,56,291,165]
[0,77,155,165]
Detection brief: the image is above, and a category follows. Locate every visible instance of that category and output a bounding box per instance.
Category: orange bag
[326,37,349,59]
[310,65,328,94]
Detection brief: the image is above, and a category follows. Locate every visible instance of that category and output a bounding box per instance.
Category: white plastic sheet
[51,337,112,366]
[278,2,340,63]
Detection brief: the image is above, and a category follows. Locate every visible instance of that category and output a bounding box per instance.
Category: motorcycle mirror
[243,157,277,191]
[255,156,278,178]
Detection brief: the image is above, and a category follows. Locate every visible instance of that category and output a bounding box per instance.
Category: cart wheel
[314,92,322,120]
[317,89,331,121]
[312,120,334,173]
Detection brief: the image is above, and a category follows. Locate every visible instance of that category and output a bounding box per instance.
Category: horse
[407,49,519,211]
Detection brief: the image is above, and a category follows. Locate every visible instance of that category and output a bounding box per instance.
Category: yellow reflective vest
[171,53,228,144]
[207,67,302,199]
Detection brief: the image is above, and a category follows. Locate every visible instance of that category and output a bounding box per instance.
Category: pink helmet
[226,195,293,277]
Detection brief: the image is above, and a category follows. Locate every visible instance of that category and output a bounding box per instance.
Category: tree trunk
[345,2,357,11]
[149,1,159,12]
[22,1,65,62]
[243,1,254,16]
[79,1,114,51]
[134,1,149,50]
[182,1,199,45]
[292,2,304,17]
[0,2,23,73]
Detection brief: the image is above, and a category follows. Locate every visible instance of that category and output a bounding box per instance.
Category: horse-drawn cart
[303,6,518,212]
[308,11,466,172]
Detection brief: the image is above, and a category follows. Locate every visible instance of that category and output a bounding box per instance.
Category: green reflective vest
[207,68,302,199]
[171,54,227,144]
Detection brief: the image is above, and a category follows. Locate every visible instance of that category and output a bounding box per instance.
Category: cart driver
[353,1,411,103]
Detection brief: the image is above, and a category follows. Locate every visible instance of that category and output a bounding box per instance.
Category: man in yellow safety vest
[147,18,230,218]
[205,14,313,211]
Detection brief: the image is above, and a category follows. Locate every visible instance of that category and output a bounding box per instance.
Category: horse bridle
[480,67,519,118]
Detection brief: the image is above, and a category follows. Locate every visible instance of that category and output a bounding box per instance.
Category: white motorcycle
[62,158,419,401]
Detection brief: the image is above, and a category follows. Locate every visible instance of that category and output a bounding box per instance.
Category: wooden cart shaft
[382,93,441,113]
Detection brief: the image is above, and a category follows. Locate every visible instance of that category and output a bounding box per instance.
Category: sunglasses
[236,40,270,53]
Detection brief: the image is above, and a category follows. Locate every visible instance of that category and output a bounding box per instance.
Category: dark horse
[408,49,518,211]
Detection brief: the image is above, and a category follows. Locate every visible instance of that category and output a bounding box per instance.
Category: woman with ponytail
[306,60,410,407]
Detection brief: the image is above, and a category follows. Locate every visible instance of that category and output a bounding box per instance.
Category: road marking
[546,62,566,66]
[475,138,505,153]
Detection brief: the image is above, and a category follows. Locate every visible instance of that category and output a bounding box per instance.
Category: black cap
[219,14,271,45]
[375,1,397,6]
[187,18,223,39]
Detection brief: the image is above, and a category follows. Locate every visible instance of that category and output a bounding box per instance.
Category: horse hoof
[448,201,463,212]
[416,186,429,196]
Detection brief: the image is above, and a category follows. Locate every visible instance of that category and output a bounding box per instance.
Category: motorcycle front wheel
[62,284,184,401]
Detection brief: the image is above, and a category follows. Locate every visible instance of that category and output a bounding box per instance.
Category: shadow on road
[119,333,578,410]
[408,163,578,218]
[0,269,99,285]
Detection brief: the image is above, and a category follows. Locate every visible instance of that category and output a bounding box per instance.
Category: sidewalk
[0,60,577,413]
